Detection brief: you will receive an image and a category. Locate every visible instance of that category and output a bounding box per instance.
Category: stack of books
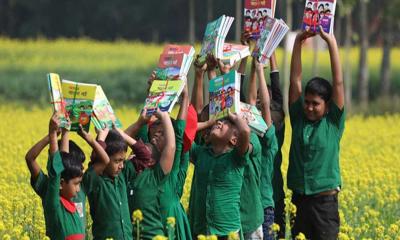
[199,15,235,64]
[47,73,121,131]
[239,102,268,136]
[221,43,251,66]
[254,16,289,64]
[244,0,276,39]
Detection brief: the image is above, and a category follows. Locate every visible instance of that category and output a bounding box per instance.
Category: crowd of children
[26,24,344,240]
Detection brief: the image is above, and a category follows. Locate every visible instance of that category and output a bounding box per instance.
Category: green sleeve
[177,152,190,198]
[122,160,137,183]
[189,141,200,165]
[30,170,48,199]
[46,151,64,210]
[328,101,346,137]
[232,132,259,166]
[82,166,100,195]
[137,125,149,143]
[171,120,186,175]
[289,96,303,126]
[260,125,278,179]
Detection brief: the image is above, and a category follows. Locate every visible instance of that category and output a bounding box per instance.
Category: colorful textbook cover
[61,80,97,132]
[209,70,241,120]
[302,0,336,34]
[240,102,268,136]
[199,15,234,63]
[155,44,195,80]
[143,79,186,116]
[92,86,122,129]
[244,0,276,39]
[47,73,70,129]
[221,43,250,66]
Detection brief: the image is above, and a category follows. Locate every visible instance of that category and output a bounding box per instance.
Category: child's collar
[60,196,76,213]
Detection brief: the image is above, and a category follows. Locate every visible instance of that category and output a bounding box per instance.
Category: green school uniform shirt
[83,165,133,240]
[42,151,85,239]
[259,125,279,208]
[288,96,345,195]
[31,170,87,234]
[240,133,264,233]
[188,140,251,236]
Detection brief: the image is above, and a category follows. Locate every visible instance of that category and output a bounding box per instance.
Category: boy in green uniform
[26,133,87,234]
[288,26,345,240]
[82,126,134,240]
[188,110,252,238]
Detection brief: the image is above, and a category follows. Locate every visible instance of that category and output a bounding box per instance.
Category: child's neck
[211,141,232,155]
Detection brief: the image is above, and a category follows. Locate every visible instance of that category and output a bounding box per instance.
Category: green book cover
[240,102,268,136]
[92,86,122,129]
[209,70,241,120]
[47,73,70,130]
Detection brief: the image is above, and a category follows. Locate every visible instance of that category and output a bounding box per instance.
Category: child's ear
[60,178,65,190]
[229,135,238,147]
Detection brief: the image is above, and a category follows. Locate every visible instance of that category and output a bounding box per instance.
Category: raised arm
[155,110,176,174]
[178,83,189,120]
[319,26,344,109]
[255,59,272,127]
[25,135,49,179]
[269,52,283,106]
[247,57,258,105]
[49,113,60,155]
[191,55,208,114]
[289,31,316,105]
[79,125,110,175]
[60,128,69,152]
[228,112,251,156]
[206,54,218,80]
[238,31,251,75]
[124,110,150,139]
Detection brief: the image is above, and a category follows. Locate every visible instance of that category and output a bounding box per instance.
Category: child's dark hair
[105,129,128,156]
[57,140,86,163]
[305,77,332,103]
[60,151,83,182]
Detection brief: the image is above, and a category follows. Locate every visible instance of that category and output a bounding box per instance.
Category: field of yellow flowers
[0,103,399,240]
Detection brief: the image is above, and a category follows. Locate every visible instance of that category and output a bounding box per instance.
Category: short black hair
[305,77,332,103]
[57,140,86,163]
[60,151,83,183]
[105,129,128,156]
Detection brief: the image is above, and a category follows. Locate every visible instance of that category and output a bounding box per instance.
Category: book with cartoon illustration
[155,44,195,80]
[92,86,122,129]
[239,102,268,136]
[302,0,336,34]
[61,80,97,132]
[209,70,241,120]
[144,79,186,116]
[244,0,276,39]
[199,15,234,64]
[221,43,251,66]
[47,73,70,129]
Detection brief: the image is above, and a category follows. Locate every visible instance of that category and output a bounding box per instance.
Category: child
[123,109,176,240]
[288,27,345,240]
[26,133,87,234]
[81,126,133,240]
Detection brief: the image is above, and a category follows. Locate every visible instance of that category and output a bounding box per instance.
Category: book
[92,86,122,129]
[302,0,336,34]
[254,16,289,64]
[144,79,186,116]
[47,73,70,129]
[155,44,195,80]
[199,15,234,63]
[209,70,241,120]
[239,102,268,136]
[61,80,97,132]
[221,43,251,66]
[244,0,276,39]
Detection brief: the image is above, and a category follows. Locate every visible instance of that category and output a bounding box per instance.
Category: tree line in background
[0,0,399,111]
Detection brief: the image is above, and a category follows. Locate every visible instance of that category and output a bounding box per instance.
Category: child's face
[303,93,328,122]
[210,119,237,144]
[60,176,82,199]
[149,124,165,152]
[105,151,126,177]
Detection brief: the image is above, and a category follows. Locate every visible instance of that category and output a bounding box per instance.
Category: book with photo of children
[254,16,289,64]
[239,102,268,136]
[244,0,276,39]
[199,15,235,64]
[143,79,186,116]
[47,73,70,130]
[92,86,122,130]
[302,0,336,34]
[61,79,97,132]
[155,44,195,80]
[209,70,241,120]
[221,43,251,66]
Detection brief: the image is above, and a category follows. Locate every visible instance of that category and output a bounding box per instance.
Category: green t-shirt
[83,165,133,240]
[288,96,345,195]
[31,170,87,234]
[189,141,250,236]
[240,133,263,233]
[259,125,279,208]
[42,151,85,239]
